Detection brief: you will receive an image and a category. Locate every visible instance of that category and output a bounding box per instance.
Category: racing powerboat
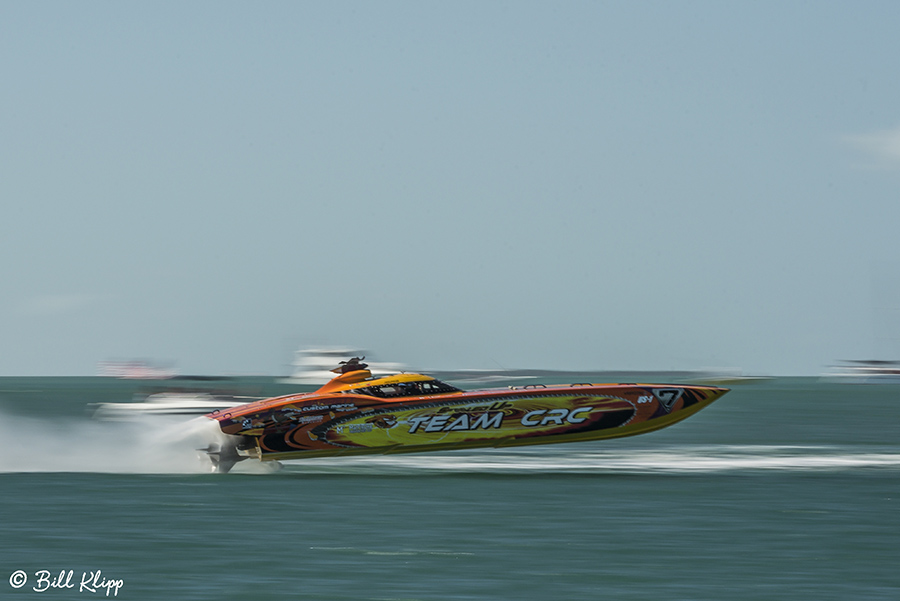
[204,358,729,472]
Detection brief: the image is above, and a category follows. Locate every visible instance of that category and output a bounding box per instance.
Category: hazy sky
[2,2,899,376]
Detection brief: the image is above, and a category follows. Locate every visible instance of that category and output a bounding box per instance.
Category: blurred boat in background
[91,375,264,421]
[97,360,178,380]
[823,360,900,384]
[91,389,261,421]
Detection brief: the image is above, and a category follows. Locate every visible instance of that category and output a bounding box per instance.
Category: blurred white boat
[92,391,261,421]
[97,360,177,380]
[823,360,900,384]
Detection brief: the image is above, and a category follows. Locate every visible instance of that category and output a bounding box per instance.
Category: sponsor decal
[299,403,358,413]
[402,406,596,434]
[652,389,683,412]
[407,412,504,434]
[520,407,592,426]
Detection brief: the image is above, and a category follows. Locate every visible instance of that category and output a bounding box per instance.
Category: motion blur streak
[272,445,900,475]
[0,412,219,474]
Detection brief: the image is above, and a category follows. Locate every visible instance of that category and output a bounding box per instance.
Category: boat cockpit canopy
[348,379,461,398]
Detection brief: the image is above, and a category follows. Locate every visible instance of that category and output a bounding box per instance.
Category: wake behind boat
[203,358,729,473]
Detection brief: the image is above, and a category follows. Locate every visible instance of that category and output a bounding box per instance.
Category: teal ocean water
[2,376,899,600]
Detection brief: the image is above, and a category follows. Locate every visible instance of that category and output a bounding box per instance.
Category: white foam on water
[278,445,900,475]
[0,411,221,474]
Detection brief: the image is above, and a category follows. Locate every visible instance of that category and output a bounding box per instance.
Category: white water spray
[0,411,222,474]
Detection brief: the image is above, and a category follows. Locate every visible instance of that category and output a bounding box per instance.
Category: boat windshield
[350,379,461,398]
